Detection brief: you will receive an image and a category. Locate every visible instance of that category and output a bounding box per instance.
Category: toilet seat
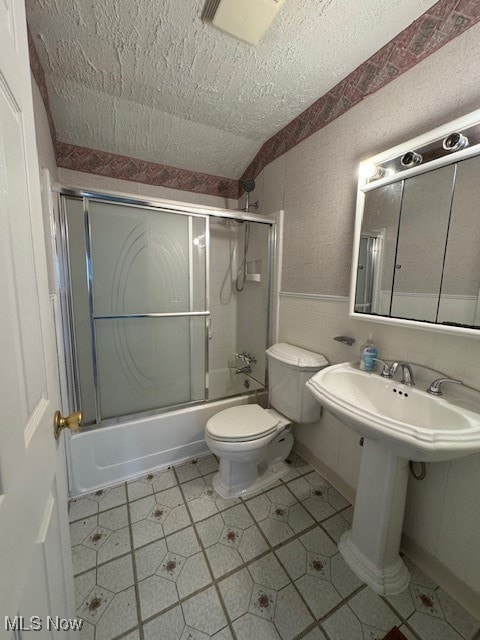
[206,404,281,442]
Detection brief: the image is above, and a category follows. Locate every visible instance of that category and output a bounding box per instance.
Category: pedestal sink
[306,362,480,595]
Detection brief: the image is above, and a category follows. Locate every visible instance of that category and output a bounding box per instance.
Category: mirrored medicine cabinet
[351,109,480,336]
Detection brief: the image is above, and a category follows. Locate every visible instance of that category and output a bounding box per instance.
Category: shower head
[243,179,256,193]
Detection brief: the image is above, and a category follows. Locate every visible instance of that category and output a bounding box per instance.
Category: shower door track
[93,312,210,320]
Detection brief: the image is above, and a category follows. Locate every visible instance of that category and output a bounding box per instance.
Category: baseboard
[401,534,480,621]
[293,441,356,506]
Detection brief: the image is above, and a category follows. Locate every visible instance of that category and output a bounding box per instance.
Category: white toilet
[205,343,328,498]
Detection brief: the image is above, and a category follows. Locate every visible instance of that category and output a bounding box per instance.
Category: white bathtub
[67,373,266,497]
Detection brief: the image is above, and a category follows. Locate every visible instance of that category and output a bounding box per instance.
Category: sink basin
[306,361,480,596]
[307,362,480,462]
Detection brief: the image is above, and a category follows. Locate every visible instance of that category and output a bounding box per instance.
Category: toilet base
[212,460,290,499]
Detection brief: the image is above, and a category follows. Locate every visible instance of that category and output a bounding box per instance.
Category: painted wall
[249,23,480,596]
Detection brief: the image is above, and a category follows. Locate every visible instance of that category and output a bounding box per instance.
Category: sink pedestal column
[339,437,410,595]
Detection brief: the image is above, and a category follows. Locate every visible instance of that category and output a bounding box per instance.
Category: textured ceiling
[27,0,437,179]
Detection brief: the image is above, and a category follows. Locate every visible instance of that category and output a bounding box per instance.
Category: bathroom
[2,1,480,639]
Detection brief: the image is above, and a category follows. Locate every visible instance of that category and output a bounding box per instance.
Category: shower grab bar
[93,311,210,320]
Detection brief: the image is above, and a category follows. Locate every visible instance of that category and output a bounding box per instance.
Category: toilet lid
[206,405,280,441]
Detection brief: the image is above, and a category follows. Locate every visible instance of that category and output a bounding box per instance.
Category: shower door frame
[56,187,276,429]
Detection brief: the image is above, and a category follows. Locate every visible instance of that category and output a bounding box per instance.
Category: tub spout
[235,365,252,375]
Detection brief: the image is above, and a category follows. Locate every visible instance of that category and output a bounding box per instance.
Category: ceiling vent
[202,0,286,45]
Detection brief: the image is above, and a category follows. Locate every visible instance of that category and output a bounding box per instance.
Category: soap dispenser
[359,334,378,371]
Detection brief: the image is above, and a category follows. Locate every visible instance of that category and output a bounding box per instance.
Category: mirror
[352,110,480,332]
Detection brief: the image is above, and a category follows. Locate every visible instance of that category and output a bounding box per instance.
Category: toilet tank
[266,343,328,424]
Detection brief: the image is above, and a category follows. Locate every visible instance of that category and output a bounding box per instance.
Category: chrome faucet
[426,377,462,396]
[390,362,415,386]
[373,359,415,385]
[235,364,252,375]
[373,358,394,378]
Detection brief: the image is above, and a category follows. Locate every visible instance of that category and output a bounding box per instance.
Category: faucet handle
[426,377,462,396]
[373,358,393,378]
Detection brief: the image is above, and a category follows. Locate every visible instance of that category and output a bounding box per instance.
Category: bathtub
[67,370,266,497]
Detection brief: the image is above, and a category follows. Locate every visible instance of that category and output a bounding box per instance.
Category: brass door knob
[54,410,83,439]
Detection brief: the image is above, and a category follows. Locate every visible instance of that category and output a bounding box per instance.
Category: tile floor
[69,452,480,640]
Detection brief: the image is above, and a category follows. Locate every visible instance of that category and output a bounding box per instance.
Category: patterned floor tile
[195,506,267,566]
[385,559,480,640]
[287,472,350,522]
[127,480,154,502]
[247,553,290,591]
[322,588,403,640]
[72,544,97,575]
[98,505,129,530]
[70,516,99,546]
[97,528,132,564]
[189,497,221,523]
[143,587,230,640]
[182,586,228,635]
[402,554,438,590]
[245,484,313,546]
[181,474,241,520]
[410,584,444,618]
[399,624,420,640]
[232,613,282,640]
[74,570,96,610]
[69,485,127,522]
[68,452,478,640]
[89,486,127,511]
[321,511,351,543]
[175,458,203,483]
[130,486,190,547]
[69,497,100,523]
[328,587,401,639]
[219,557,313,640]
[275,526,360,619]
[78,585,115,625]
[96,554,134,593]
[408,611,464,640]
[282,452,314,481]
[136,526,211,614]
[138,574,179,620]
[302,627,328,640]
[196,454,220,476]
[206,541,244,578]
[79,620,95,640]
[95,586,137,640]
[437,588,480,639]
[82,526,112,551]
[114,629,139,640]
[131,519,165,549]
[136,467,178,493]
[71,518,132,576]
[70,506,130,574]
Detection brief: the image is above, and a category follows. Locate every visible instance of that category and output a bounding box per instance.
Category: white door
[0,1,75,637]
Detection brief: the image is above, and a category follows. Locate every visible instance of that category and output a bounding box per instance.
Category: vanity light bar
[365,122,480,185]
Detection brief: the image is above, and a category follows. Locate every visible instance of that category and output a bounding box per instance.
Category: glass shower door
[66,197,208,424]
